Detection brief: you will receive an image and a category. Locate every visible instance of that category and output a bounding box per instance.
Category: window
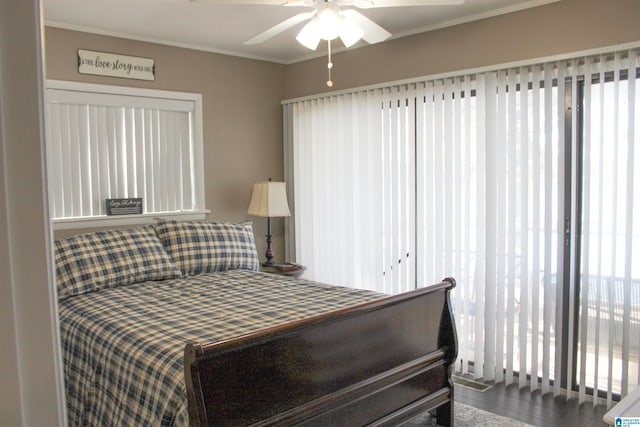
[45,80,206,229]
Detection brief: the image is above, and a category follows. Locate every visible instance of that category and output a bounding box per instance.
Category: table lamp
[247,178,291,266]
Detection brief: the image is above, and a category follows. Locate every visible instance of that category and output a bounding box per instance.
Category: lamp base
[263,229,275,266]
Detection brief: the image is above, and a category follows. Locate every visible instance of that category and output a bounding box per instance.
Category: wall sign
[106,198,143,216]
[78,49,155,81]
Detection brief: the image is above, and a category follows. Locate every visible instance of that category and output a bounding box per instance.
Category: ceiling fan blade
[340,9,391,44]
[194,0,314,5]
[193,0,284,4]
[351,0,465,7]
[244,11,316,45]
[283,0,315,5]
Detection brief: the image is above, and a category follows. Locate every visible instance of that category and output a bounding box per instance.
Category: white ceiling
[43,0,561,64]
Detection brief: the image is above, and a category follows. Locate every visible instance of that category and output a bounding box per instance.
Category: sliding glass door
[574,55,640,405]
[285,47,640,405]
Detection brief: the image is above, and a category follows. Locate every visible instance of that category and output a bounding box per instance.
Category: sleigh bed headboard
[184,277,458,427]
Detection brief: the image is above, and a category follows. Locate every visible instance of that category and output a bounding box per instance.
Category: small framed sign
[106,198,143,216]
[78,49,155,81]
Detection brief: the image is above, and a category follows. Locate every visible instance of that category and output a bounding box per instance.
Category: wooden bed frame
[184,277,458,427]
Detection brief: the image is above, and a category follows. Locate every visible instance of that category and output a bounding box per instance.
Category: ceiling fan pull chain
[327,39,333,87]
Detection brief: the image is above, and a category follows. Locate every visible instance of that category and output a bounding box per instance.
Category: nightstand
[261,263,306,278]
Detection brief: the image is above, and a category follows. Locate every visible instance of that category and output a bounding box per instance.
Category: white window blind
[415,65,564,393]
[285,46,640,406]
[577,51,640,406]
[45,81,205,229]
[287,88,415,294]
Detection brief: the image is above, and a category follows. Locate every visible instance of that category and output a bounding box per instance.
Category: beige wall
[45,27,287,262]
[284,0,640,99]
[44,0,640,258]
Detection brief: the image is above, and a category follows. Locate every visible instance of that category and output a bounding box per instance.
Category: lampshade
[316,4,341,40]
[296,19,321,50]
[338,16,364,48]
[247,181,291,218]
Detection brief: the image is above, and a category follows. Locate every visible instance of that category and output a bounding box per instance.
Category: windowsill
[51,210,210,231]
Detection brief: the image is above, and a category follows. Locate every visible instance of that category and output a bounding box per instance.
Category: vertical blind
[415,63,565,392]
[285,46,640,405]
[288,88,415,294]
[577,51,640,406]
[46,83,205,223]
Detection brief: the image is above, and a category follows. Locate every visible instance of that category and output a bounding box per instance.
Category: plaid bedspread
[58,269,382,426]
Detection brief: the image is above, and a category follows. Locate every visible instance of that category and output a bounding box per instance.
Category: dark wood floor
[455,381,610,427]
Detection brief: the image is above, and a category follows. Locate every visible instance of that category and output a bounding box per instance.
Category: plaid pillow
[54,225,183,300]
[153,218,260,275]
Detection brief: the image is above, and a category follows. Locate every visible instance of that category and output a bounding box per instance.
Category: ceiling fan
[205,0,466,86]
[241,0,465,49]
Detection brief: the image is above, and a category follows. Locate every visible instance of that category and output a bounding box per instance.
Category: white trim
[603,386,640,424]
[282,41,640,104]
[52,210,210,230]
[44,20,285,64]
[1,0,67,425]
[390,0,563,42]
[192,94,206,213]
[47,89,195,110]
[47,79,202,102]
[44,79,206,222]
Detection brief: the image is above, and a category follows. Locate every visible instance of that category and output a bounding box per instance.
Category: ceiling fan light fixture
[338,16,364,47]
[296,6,364,50]
[316,3,341,40]
[296,19,321,50]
